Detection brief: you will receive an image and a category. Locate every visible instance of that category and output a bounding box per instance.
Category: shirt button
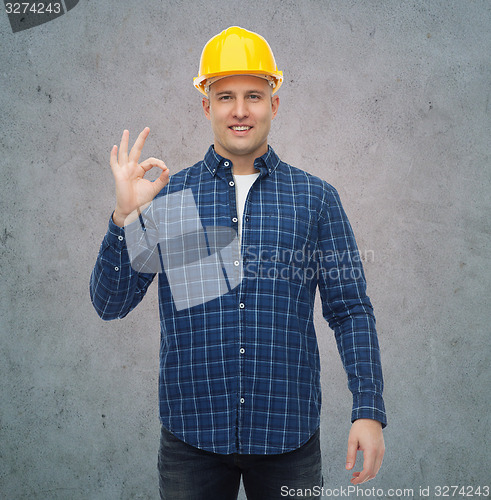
[240,348,245,354]
[240,398,245,404]
[114,267,120,271]
[118,235,124,241]
[232,217,238,223]
[234,260,240,266]
[224,161,230,167]
[229,181,235,187]
[239,302,245,309]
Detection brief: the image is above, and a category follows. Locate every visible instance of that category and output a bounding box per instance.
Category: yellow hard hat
[193,26,283,96]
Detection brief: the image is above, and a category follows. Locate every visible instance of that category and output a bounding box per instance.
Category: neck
[231,158,258,175]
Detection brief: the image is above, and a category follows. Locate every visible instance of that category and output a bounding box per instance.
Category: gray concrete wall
[1,1,489,499]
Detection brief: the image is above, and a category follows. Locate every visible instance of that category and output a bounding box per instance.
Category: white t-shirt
[233,172,260,242]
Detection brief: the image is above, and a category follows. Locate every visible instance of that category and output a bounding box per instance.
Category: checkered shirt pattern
[90,145,386,454]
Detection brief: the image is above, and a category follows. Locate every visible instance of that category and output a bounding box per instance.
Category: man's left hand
[345,419,385,484]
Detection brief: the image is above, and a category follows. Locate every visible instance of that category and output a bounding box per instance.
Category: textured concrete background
[0,1,490,499]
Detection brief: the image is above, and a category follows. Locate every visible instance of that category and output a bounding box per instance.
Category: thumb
[346,438,358,470]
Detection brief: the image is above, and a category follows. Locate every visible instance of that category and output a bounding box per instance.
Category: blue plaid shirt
[90,145,386,455]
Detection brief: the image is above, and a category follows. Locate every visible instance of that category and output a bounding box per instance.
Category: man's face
[202,75,279,164]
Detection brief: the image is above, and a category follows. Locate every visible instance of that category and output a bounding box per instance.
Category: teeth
[232,126,251,131]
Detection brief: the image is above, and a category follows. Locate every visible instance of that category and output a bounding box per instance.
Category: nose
[232,97,249,119]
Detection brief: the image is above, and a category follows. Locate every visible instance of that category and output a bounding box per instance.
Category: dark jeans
[158,426,323,500]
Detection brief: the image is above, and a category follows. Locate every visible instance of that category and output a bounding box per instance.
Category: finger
[375,453,384,474]
[351,471,370,485]
[152,167,170,193]
[139,157,168,173]
[351,472,371,485]
[373,448,384,477]
[351,450,376,485]
[128,127,150,164]
[345,439,358,470]
[118,129,129,165]
[139,158,170,195]
[110,145,118,171]
[350,472,361,482]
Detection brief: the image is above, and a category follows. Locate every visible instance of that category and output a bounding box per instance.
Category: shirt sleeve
[89,214,156,320]
[316,186,387,427]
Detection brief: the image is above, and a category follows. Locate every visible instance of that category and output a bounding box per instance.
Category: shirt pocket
[256,207,315,265]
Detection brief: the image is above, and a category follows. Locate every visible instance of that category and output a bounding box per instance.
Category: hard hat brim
[194,70,283,96]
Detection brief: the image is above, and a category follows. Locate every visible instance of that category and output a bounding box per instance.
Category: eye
[248,94,261,100]
[218,95,232,101]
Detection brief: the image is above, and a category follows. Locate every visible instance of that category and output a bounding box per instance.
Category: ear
[202,97,211,121]
[271,94,280,119]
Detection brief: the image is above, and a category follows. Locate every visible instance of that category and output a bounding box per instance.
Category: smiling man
[90,26,387,499]
[202,75,279,174]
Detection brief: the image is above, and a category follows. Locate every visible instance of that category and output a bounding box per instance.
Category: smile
[230,126,252,131]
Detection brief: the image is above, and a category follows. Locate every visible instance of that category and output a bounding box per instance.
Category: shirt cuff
[351,393,387,428]
[105,213,126,249]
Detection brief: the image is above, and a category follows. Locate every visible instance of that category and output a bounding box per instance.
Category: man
[90,26,386,499]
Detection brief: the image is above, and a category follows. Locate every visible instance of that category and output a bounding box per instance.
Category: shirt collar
[203,145,281,178]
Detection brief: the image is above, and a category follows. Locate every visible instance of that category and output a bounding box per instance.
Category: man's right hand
[110,127,170,227]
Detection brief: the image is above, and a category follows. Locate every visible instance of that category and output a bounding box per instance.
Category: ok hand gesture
[110,127,169,227]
